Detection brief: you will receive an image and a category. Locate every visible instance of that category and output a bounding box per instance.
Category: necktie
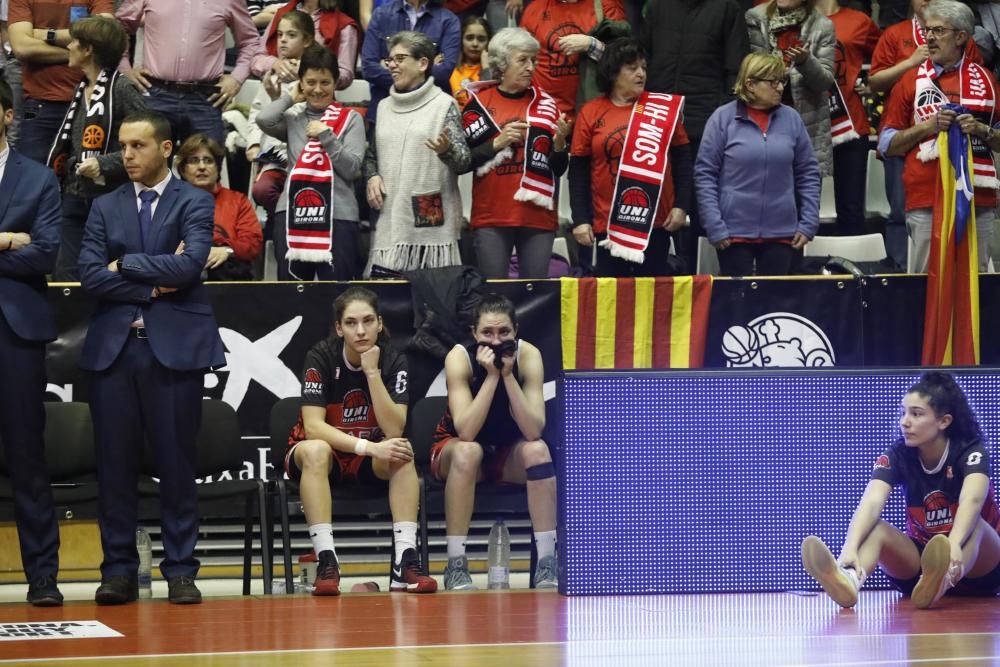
[138,189,158,252]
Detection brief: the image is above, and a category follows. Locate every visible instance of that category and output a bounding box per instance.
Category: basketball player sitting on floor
[431,293,558,590]
[286,287,437,595]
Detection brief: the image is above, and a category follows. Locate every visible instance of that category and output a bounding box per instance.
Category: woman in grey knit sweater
[258,45,367,281]
[363,31,471,277]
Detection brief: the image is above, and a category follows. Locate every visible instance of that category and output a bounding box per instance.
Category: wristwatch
[45,28,57,45]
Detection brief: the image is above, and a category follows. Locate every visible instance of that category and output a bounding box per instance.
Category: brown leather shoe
[95,575,138,605]
[167,576,202,604]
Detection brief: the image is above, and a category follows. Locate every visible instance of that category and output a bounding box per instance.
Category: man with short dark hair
[7,0,114,163]
[0,78,64,607]
[79,110,226,605]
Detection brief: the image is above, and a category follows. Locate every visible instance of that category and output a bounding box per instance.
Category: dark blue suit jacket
[0,149,60,342]
[78,175,226,372]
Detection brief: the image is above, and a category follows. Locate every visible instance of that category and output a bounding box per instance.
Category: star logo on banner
[216,316,303,409]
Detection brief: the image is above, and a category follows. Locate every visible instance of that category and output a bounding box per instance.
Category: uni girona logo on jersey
[293,188,327,225]
[923,490,954,531]
[873,454,890,470]
[341,388,371,424]
[617,187,650,225]
[303,368,323,396]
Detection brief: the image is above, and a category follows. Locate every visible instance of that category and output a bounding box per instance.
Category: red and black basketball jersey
[871,438,1000,544]
[436,341,527,449]
[288,337,409,451]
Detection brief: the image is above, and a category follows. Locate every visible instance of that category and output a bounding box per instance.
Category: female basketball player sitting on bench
[802,371,1000,609]
[431,293,558,590]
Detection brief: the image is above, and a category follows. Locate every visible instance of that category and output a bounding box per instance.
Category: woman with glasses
[46,16,146,281]
[177,134,264,281]
[746,0,836,181]
[695,52,821,276]
[363,30,470,276]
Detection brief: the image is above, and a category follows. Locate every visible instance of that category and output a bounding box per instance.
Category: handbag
[575,0,632,109]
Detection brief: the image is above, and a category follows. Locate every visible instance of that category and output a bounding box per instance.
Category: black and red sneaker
[312,550,341,596]
[389,548,438,593]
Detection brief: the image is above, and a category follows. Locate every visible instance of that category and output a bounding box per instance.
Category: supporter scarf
[284,103,353,263]
[766,6,808,58]
[913,58,998,189]
[46,68,119,179]
[462,81,560,209]
[829,81,860,145]
[913,17,926,46]
[600,92,685,263]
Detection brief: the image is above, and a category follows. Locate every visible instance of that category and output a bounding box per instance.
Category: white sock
[535,530,557,560]
[308,523,336,558]
[446,535,467,559]
[393,522,418,562]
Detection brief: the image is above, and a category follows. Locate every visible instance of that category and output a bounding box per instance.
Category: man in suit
[0,78,63,607]
[78,110,225,605]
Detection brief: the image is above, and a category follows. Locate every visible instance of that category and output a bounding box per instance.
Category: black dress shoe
[27,576,64,607]
[95,575,138,605]
[167,576,202,604]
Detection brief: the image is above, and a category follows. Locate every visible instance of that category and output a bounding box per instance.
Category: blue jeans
[882,155,908,270]
[18,98,68,164]
[146,85,225,146]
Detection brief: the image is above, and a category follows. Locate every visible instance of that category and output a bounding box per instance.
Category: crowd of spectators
[2,0,1000,279]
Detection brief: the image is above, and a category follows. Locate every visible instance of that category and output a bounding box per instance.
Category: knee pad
[526,461,555,481]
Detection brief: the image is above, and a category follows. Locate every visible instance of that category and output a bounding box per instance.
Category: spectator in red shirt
[869,0,981,269]
[520,0,626,118]
[569,37,692,277]
[177,134,264,280]
[879,0,998,272]
[818,0,880,237]
[7,0,114,164]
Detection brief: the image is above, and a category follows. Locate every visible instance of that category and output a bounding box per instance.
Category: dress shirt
[117,0,267,83]
[133,171,172,218]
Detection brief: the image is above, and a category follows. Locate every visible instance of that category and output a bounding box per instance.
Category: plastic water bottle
[136,527,153,599]
[487,518,511,590]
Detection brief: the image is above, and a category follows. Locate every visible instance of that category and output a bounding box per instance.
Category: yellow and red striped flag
[922,105,980,366]
[560,276,713,370]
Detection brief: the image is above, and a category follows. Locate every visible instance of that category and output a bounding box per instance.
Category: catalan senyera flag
[922,103,980,366]
[561,276,713,370]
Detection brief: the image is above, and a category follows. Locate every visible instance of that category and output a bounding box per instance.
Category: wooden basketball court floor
[1,589,998,666]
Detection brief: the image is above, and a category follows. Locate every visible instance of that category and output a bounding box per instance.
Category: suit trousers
[0,310,59,581]
[89,334,204,579]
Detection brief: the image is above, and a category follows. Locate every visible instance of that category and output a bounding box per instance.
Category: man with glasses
[869,0,982,270]
[879,0,999,272]
[360,0,460,124]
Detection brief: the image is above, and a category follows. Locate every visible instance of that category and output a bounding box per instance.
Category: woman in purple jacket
[694,52,821,276]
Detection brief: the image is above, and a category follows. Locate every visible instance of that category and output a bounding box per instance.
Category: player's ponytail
[907,372,984,444]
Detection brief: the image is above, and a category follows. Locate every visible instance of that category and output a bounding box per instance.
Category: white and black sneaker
[389,548,438,593]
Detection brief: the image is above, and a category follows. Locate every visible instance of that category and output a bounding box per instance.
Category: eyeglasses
[755,77,786,89]
[185,156,216,166]
[924,25,959,38]
[382,54,416,67]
